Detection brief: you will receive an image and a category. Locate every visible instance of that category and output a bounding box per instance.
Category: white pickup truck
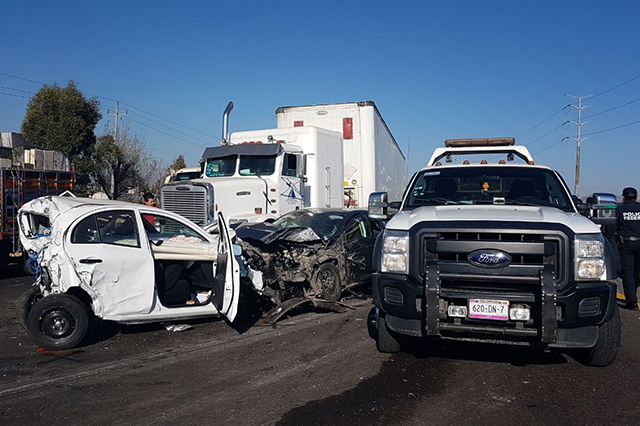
[368,138,620,366]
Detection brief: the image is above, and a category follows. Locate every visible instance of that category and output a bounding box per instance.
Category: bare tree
[92,124,161,200]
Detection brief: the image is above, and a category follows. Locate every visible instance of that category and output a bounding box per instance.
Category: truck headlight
[575,234,606,280]
[381,230,409,273]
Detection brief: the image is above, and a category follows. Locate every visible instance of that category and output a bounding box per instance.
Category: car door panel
[211,212,240,322]
[64,209,156,318]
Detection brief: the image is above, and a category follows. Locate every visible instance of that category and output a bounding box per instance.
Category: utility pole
[107,101,128,199]
[565,94,591,197]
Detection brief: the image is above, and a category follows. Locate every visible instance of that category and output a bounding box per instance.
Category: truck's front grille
[419,227,568,287]
[161,186,208,225]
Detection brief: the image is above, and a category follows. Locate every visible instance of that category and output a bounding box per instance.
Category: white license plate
[468,299,509,320]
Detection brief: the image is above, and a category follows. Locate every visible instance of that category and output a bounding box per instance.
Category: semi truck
[160,101,406,225]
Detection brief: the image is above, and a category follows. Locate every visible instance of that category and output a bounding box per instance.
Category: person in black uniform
[617,187,640,310]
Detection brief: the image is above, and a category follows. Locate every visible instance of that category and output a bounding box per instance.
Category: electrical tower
[107,101,128,198]
[565,94,591,197]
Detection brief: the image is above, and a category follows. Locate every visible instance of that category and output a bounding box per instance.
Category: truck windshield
[205,155,236,177]
[404,166,574,212]
[175,171,202,181]
[239,155,277,176]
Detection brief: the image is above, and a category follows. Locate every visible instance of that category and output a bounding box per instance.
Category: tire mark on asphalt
[0,312,344,402]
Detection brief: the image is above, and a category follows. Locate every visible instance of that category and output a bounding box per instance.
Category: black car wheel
[26,294,90,350]
[16,286,42,331]
[314,263,342,302]
[581,304,621,367]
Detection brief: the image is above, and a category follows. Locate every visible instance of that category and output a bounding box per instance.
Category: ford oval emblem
[467,250,512,268]
[316,110,328,115]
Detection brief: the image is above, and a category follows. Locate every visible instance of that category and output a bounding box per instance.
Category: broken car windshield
[404,167,574,212]
[272,211,347,241]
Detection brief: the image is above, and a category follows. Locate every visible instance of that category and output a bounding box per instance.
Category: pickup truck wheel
[16,287,42,331]
[26,294,90,350]
[582,304,621,367]
[376,315,401,353]
[314,263,342,302]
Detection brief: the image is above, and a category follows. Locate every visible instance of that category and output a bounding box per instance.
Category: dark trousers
[620,240,640,305]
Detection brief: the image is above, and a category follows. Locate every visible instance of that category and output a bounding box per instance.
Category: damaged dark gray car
[236,209,383,306]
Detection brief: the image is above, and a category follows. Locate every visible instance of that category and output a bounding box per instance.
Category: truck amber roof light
[499,159,506,164]
[528,160,535,165]
[444,137,516,147]
[481,159,488,164]
[435,161,442,166]
[463,160,470,165]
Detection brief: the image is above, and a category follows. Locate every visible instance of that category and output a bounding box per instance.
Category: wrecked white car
[17,196,244,350]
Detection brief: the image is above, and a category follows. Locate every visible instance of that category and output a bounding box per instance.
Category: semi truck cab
[161,126,344,226]
[368,137,620,366]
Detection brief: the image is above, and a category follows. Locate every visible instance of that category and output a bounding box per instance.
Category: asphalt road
[1,270,640,426]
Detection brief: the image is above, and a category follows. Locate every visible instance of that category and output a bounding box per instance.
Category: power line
[1,71,217,140]
[583,95,640,119]
[494,54,640,134]
[0,72,46,85]
[582,119,640,137]
[0,92,30,99]
[515,105,571,138]
[127,110,213,145]
[533,138,569,156]
[523,121,569,146]
[589,72,640,99]
[120,102,217,139]
[125,116,209,149]
[0,86,36,95]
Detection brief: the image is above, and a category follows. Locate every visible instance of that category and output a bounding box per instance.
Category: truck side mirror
[368,192,389,220]
[300,154,308,179]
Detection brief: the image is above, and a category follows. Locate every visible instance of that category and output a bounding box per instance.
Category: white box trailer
[276,101,406,207]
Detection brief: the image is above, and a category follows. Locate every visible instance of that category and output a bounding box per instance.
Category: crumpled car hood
[235,223,322,246]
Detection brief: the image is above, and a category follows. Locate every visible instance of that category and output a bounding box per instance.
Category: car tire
[26,294,90,350]
[314,263,342,301]
[581,304,621,367]
[376,314,401,353]
[16,286,42,331]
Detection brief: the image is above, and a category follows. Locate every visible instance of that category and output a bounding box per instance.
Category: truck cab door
[211,212,240,322]
[278,153,303,215]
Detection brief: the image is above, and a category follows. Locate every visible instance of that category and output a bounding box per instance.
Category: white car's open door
[212,212,240,322]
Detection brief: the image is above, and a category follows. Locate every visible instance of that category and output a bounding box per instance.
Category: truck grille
[419,228,568,288]
[161,185,208,225]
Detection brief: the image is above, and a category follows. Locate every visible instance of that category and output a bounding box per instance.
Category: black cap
[622,187,637,199]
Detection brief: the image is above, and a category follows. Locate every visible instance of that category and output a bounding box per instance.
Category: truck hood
[387,205,600,234]
[193,177,270,218]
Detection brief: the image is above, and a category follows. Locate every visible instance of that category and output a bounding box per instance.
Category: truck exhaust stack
[222,101,234,145]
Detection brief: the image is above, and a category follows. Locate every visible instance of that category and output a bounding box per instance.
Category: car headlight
[381,230,409,273]
[575,234,606,280]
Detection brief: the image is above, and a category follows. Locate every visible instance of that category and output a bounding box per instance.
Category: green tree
[21,81,102,194]
[170,155,187,171]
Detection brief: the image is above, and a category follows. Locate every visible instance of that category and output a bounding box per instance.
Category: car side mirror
[369,192,389,220]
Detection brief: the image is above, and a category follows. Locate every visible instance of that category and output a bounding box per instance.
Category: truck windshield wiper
[470,199,540,207]
[411,198,459,205]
